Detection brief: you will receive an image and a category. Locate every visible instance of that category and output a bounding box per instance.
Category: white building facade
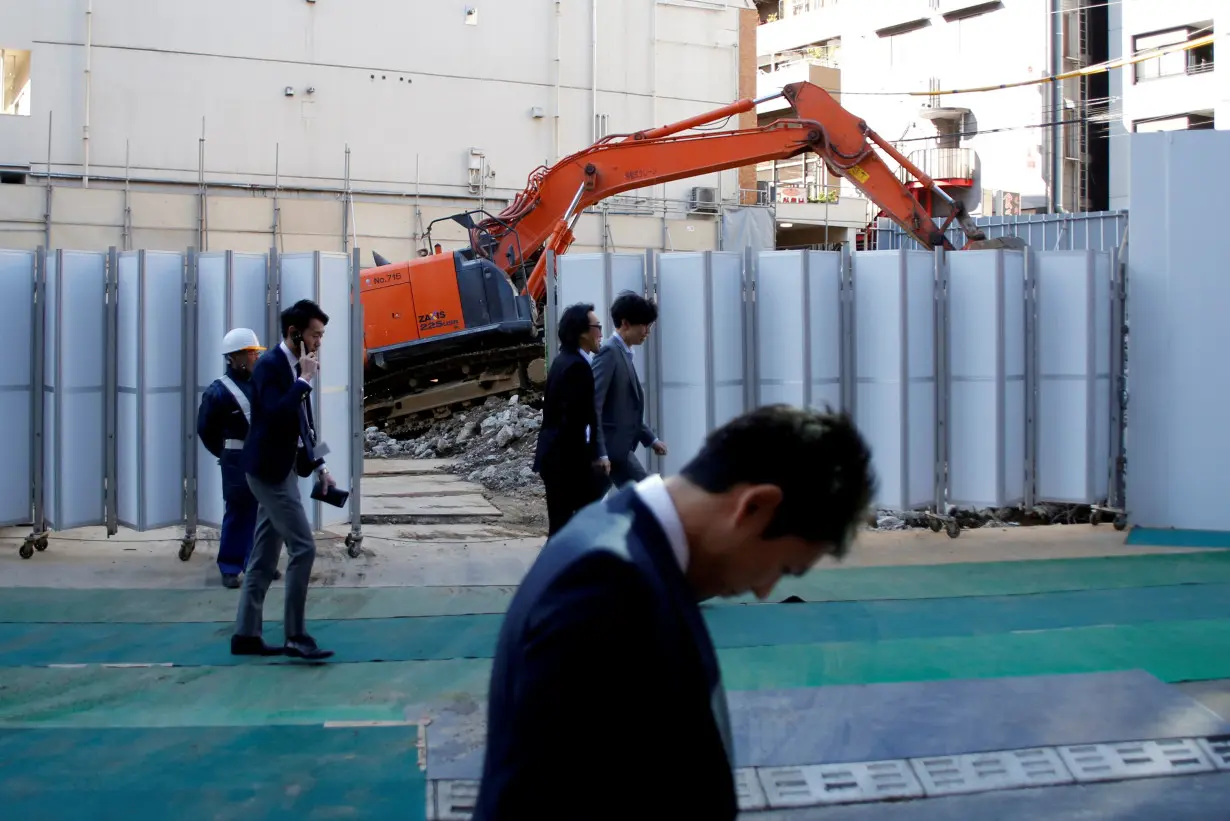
[1108,0,1223,209]
[756,0,1094,246]
[0,0,754,257]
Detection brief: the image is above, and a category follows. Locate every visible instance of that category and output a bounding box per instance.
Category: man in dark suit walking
[473,405,877,820]
[230,298,337,661]
[592,291,667,491]
[533,302,605,536]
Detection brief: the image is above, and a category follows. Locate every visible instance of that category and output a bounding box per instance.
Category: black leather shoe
[273,569,283,581]
[230,635,285,656]
[221,573,241,589]
[284,635,334,661]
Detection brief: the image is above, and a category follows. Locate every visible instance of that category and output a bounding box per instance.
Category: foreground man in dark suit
[474,405,877,820]
[533,302,605,535]
[231,298,338,661]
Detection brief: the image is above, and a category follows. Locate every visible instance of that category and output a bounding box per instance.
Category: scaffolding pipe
[591,0,599,143]
[272,143,282,251]
[122,140,131,250]
[44,111,52,249]
[1049,0,1063,213]
[83,0,93,188]
[197,117,207,251]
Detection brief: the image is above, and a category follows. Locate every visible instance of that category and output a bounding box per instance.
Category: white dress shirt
[632,474,688,572]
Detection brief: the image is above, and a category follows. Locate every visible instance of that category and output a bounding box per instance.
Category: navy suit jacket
[241,345,320,484]
[473,486,737,821]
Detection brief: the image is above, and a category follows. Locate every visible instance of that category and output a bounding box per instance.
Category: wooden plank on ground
[362,474,482,497]
[364,458,455,476]
[360,494,501,517]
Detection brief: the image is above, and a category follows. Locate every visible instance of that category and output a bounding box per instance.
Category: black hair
[679,404,877,558]
[558,302,596,351]
[610,291,658,329]
[280,298,330,338]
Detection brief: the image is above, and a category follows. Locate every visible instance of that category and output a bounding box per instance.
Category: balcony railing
[896,148,977,185]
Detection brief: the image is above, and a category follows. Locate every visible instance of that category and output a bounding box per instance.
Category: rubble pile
[365,394,545,495]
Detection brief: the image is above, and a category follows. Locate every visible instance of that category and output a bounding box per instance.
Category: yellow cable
[913,33,1216,97]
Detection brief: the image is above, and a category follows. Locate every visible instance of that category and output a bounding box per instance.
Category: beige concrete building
[0,0,761,262]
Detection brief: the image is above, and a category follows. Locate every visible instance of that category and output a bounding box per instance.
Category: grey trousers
[601,450,648,495]
[234,469,316,641]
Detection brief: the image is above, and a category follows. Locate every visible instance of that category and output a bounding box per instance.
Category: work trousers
[234,469,316,642]
[217,454,258,577]
[598,451,649,497]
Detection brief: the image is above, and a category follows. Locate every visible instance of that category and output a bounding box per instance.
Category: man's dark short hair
[281,298,330,338]
[680,404,877,558]
[610,291,658,329]
[558,302,595,351]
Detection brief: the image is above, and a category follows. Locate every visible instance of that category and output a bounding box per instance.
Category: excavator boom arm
[481,81,972,302]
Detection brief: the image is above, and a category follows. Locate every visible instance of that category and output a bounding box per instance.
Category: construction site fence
[545,243,1125,519]
[870,210,1128,255]
[0,246,365,553]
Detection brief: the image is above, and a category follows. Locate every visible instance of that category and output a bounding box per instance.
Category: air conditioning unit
[689,186,720,214]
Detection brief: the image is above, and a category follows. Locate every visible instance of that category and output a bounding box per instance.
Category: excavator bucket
[964,236,1028,252]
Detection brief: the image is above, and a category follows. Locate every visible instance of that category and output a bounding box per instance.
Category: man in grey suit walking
[231,299,337,661]
[593,291,668,492]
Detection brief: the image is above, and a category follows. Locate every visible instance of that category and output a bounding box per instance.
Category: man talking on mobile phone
[230,298,337,661]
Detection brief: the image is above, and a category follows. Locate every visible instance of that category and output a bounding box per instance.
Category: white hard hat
[222,328,265,355]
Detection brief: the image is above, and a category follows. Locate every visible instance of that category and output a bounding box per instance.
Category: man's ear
[732,484,783,533]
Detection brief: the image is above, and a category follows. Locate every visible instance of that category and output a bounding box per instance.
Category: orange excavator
[361,80,1021,434]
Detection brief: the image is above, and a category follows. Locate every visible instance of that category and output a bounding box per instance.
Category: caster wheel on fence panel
[178,538,196,562]
[929,517,944,533]
[1090,510,1102,526]
[345,535,363,559]
[35,536,48,551]
[1113,515,1128,532]
[19,540,34,560]
[946,519,961,539]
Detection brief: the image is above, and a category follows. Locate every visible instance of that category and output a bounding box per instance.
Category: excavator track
[363,340,546,438]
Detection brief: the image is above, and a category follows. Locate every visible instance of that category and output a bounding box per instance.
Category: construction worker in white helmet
[196,329,281,588]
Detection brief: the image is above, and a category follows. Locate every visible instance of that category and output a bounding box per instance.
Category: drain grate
[431,779,480,821]
[1057,739,1213,783]
[759,760,924,808]
[910,748,1073,796]
[735,767,767,811]
[1198,737,1230,771]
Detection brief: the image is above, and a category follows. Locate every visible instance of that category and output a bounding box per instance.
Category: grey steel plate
[759,760,924,808]
[910,747,1074,796]
[1057,739,1214,783]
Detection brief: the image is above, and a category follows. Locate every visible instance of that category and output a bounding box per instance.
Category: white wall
[1108,0,1223,210]
[757,0,1054,209]
[1126,130,1230,531]
[0,0,747,207]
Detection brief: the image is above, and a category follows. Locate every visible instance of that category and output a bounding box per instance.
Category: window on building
[1133,24,1213,82]
[1133,112,1215,133]
[1,48,32,117]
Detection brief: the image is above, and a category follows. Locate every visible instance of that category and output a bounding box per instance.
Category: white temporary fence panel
[946,250,1027,509]
[555,253,655,470]
[1034,250,1112,504]
[44,251,109,531]
[754,250,844,413]
[115,251,187,531]
[279,251,355,529]
[0,251,35,526]
[655,252,747,476]
[1127,131,1230,530]
[195,252,270,529]
[853,249,937,512]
